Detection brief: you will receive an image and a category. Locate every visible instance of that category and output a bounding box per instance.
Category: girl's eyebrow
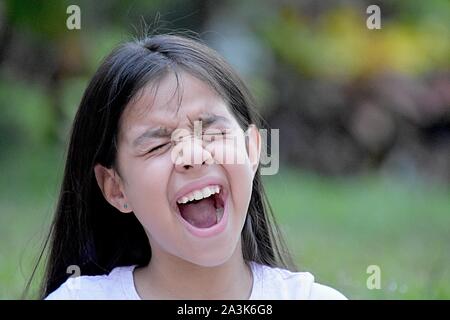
[196,113,230,128]
[132,113,231,147]
[133,127,172,147]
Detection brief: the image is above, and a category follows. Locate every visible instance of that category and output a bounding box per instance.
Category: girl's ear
[94,164,132,213]
[246,124,261,176]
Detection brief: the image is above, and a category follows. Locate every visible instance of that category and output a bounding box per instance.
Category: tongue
[179,197,217,228]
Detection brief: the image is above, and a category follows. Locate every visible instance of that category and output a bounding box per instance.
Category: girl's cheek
[127,155,171,192]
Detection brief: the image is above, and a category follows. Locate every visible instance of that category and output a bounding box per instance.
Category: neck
[134,243,253,299]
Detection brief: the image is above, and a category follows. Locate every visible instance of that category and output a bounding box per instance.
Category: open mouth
[176,185,225,229]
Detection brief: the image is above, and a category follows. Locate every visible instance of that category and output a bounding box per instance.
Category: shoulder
[45,265,140,300]
[250,262,347,300]
[309,282,347,300]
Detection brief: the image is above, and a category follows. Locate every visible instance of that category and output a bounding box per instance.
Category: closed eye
[147,142,171,154]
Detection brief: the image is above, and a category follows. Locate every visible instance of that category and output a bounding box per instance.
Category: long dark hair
[26,34,294,299]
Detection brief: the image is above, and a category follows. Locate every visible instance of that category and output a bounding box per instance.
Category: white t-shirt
[45,262,347,300]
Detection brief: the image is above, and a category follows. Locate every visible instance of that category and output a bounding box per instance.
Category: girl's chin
[180,242,240,268]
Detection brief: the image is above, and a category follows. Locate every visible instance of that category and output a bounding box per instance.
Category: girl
[35,34,346,299]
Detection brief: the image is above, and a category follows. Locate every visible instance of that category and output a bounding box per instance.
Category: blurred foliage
[263,4,449,78]
[0,76,54,149]
[251,0,450,182]
[4,0,67,40]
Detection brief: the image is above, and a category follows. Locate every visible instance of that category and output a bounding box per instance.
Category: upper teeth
[177,185,220,204]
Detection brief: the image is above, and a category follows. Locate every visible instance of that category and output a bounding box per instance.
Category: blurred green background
[0,0,449,299]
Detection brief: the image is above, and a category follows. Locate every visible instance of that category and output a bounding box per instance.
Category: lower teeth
[216,207,224,222]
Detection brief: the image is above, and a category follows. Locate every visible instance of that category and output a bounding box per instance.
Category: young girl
[37,34,346,299]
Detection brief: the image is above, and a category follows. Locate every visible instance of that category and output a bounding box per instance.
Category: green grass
[1,145,449,299]
[264,169,450,299]
[0,144,63,299]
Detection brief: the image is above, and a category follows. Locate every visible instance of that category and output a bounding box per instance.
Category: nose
[173,136,214,172]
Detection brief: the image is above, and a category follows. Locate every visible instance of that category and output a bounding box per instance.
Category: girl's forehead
[119,72,236,139]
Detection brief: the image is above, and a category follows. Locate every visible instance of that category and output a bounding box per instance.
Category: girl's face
[96,72,260,267]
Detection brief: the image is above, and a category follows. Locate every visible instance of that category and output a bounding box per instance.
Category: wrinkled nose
[173,137,214,172]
